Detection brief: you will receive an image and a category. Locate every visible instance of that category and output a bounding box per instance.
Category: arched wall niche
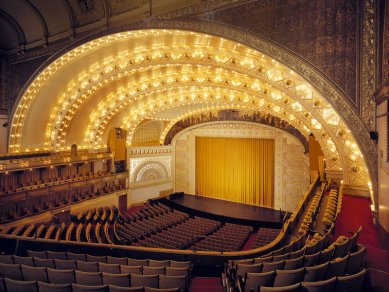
[7,20,376,205]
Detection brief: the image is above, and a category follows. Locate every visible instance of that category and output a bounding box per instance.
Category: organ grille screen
[195,137,274,207]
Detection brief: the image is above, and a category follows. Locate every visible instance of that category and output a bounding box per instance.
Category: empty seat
[243,271,276,292]
[260,283,301,291]
[304,252,320,267]
[335,268,366,292]
[75,270,103,286]
[108,285,145,292]
[254,256,273,264]
[284,256,304,270]
[128,258,149,266]
[273,268,305,287]
[33,257,55,268]
[332,239,349,259]
[4,278,38,292]
[165,267,189,277]
[0,263,22,280]
[169,261,191,269]
[131,274,159,288]
[143,266,165,275]
[102,272,131,287]
[0,254,14,264]
[149,260,170,267]
[326,255,349,279]
[28,250,47,259]
[38,281,72,292]
[345,245,365,275]
[318,248,334,264]
[289,248,305,259]
[21,264,48,282]
[301,277,337,292]
[77,261,99,272]
[47,251,67,260]
[304,262,329,282]
[107,256,128,265]
[144,288,179,292]
[71,283,108,292]
[13,255,34,266]
[67,252,87,261]
[262,260,285,272]
[99,263,121,274]
[120,265,143,275]
[237,263,263,279]
[273,254,289,262]
[86,255,107,263]
[54,259,77,270]
[47,268,75,284]
[159,274,187,291]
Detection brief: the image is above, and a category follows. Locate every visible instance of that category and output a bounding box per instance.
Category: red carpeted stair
[333,194,389,289]
[189,277,224,292]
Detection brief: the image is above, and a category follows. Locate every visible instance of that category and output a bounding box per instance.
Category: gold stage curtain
[195,137,274,207]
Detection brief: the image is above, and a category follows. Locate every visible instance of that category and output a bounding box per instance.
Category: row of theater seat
[0,258,191,276]
[234,244,365,291]
[0,251,193,291]
[0,182,125,222]
[0,266,188,291]
[188,223,253,252]
[0,277,183,292]
[297,184,327,235]
[249,227,281,249]
[240,269,367,292]
[322,189,342,231]
[0,171,111,194]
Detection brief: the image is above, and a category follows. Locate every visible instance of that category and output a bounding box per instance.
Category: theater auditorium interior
[0,0,388,291]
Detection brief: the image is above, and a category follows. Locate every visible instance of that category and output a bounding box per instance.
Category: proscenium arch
[160,109,309,153]
[8,21,375,204]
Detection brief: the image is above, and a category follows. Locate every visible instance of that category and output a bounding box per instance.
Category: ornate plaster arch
[8,20,376,205]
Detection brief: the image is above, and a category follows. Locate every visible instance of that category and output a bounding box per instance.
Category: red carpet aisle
[333,194,389,290]
[242,233,257,250]
[189,277,224,292]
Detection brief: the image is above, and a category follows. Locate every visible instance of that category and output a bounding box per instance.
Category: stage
[164,193,285,229]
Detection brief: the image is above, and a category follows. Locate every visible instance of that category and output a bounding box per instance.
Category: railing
[0,150,113,172]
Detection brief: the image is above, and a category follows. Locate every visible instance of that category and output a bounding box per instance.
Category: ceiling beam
[23,0,49,45]
[0,9,26,49]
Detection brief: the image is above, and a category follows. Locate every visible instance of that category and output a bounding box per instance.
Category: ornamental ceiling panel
[204,0,359,105]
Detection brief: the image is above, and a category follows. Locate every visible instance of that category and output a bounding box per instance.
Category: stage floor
[168,194,285,228]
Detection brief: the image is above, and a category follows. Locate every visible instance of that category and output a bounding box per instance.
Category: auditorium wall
[378,99,389,232]
[127,146,174,206]
[173,122,310,212]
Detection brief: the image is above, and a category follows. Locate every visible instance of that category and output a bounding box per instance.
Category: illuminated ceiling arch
[8,25,375,204]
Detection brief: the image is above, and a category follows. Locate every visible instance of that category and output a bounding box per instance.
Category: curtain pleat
[195,137,274,207]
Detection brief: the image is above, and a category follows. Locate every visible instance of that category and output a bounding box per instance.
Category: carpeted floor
[189,277,224,292]
[333,194,389,289]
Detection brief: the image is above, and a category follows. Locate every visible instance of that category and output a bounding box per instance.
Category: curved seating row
[322,189,342,231]
[245,268,366,292]
[235,243,365,291]
[0,276,184,292]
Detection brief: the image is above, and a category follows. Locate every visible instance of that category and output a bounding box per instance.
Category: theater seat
[102,272,130,287]
[47,268,75,284]
[75,270,103,286]
[4,278,38,292]
[38,281,72,292]
[131,274,159,288]
[0,263,22,280]
[108,285,145,292]
[71,283,108,292]
[301,277,337,292]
